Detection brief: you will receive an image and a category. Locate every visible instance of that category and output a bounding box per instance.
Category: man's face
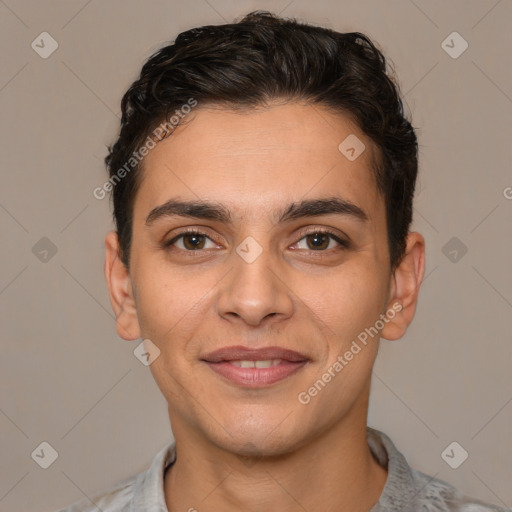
[125,102,394,455]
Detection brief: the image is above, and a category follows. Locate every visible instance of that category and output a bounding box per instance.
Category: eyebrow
[145,196,369,226]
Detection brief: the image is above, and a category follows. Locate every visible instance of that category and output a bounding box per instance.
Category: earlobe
[381,232,426,341]
[104,231,141,341]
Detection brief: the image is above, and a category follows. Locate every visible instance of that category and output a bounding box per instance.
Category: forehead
[135,102,383,226]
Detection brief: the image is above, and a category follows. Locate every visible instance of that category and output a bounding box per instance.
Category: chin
[209,411,306,458]
[225,435,297,459]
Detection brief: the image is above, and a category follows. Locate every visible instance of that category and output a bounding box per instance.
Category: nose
[216,244,294,327]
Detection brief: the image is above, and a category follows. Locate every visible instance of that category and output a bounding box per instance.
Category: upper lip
[201,345,309,363]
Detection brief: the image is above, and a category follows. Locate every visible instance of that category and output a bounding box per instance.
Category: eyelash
[163,227,350,256]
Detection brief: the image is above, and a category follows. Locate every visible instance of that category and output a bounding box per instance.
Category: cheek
[133,264,202,345]
[300,265,386,343]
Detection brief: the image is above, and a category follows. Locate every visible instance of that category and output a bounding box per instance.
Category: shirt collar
[367,426,418,512]
[129,440,176,512]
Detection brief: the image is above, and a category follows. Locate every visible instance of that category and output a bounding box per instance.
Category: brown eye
[181,233,206,250]
[305,232,330,250]
[294,230,349,251]
[165,230,217,251]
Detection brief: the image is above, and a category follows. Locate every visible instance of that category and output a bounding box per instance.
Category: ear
[104,231,141,341]
[380,232,426,341]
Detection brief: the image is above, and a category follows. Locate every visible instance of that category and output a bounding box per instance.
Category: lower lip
[203,360,308,388]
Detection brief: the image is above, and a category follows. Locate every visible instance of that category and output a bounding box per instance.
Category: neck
[164,403,388,512]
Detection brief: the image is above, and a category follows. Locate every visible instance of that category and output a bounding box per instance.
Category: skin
[104,101,425,512]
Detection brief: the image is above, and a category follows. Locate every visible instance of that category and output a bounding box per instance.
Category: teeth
[229,359,282,368]
[255,360,271,368]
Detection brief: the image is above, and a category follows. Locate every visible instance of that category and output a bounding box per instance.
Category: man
[59,10,510,512]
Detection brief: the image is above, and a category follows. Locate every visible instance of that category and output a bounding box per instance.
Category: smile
[201,346,309,388]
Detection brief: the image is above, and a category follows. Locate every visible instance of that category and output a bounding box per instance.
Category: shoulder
[411,467,511,512]
[366,427,510,512]
[54,441,176,512]
[54,473,136,512]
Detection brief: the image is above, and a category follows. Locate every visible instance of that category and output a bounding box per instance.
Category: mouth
[201,346,309,388]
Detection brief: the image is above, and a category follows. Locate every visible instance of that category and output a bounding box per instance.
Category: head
[104,11,425,456]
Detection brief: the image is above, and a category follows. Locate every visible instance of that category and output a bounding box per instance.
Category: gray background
[1,1,511,511]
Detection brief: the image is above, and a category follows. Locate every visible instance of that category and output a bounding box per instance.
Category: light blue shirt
[56,427,510,511]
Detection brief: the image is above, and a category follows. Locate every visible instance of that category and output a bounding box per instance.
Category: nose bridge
[216,236,293,326]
